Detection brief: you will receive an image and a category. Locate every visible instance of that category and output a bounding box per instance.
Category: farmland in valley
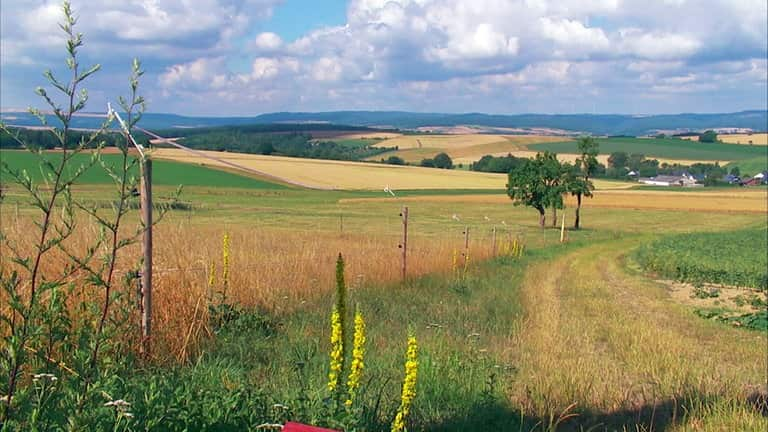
[367,134,571,164]
[528,136,767,162]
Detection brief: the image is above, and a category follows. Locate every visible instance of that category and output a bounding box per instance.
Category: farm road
[508,239,767,430]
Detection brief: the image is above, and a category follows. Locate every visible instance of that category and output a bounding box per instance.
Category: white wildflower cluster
[32,373,58,382]
[255,423,284,430]
[104,398,134,419]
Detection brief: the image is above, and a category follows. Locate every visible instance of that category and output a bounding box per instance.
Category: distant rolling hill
[1,109,765,136]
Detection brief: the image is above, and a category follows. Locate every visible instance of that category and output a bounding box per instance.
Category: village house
[638,173,700,187]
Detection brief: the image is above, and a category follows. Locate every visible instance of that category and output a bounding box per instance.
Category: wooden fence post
[491,226,497,257]
[140,158,153,356]
[463,226,470,266]
[400,206,408,281]
[560,212,566,243]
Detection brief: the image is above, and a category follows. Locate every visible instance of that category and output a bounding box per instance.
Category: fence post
[463,226,470,266]
[400,206,408,281]
[140,158,153,357]
[560,212,566,243]
[491,226,497,257]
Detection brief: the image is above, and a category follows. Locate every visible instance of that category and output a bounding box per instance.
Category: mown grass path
[510,238,767,431]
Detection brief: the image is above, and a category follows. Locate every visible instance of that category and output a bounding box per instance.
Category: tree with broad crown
[506,152,563,228]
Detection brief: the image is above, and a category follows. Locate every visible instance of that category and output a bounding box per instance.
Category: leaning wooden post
[399,206,408,281]
[140,158,153,356]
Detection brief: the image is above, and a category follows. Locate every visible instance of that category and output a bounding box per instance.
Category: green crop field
[528,137,768,161]
[635,227,768,290]
[0,150,284,189]
[726,157,768,175]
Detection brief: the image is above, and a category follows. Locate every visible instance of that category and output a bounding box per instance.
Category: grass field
[726,157,768,175]
[0,150,284,189]
[529,137,767,161]
[635,227,768,289]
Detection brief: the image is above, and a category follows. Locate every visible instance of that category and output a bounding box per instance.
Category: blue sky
[1,0,766,116]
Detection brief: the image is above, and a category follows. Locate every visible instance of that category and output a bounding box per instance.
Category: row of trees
[506,137,599,229]
[381,152,455,169]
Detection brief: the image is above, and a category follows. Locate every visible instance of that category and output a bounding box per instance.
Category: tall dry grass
[1,214,495,362]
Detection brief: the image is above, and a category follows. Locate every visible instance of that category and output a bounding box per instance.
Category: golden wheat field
[154,148,510,189]
[372,133,509,149]
[370,135,573,164]
[682,133,768,145]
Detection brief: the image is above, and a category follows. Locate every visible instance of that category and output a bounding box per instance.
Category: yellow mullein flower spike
[391,334,418,432]
[327,307,344,393]
[345,310,366,407]
[222,233,231,291]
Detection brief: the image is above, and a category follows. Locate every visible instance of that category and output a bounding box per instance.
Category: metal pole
[400,206,408,280]
[140,158,153,356]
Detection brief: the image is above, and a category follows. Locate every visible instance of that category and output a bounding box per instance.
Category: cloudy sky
[1,0,766,116]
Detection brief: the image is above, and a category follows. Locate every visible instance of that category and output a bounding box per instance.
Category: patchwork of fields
[2,139,766,431]
[529,136,767,162]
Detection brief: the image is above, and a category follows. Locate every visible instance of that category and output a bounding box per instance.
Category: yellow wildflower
[391,334,418,432]
[327,307,344,393]
[451,249,458,277]
[345,310,366,407]
[208,262,216,288]
[222,233,231,292]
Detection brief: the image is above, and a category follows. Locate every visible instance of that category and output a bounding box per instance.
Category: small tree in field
[507,152,562,228]
[573,136,598,229]
[699,130,718,143]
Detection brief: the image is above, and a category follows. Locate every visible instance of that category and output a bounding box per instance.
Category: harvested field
[153,148,508,190]
[342,188,768,213]
[683,133,768,145]
[373,134,508,149]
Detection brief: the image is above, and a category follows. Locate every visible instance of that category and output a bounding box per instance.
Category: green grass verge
[634,227,768,290]
[725,157,768,175]
[0,150,285,189]
[529,137,767,161]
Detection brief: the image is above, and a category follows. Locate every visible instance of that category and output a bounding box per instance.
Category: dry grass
[360,189,768,213]
[0,214,495,362]
[683,133,768,145]
[153,148,508,190]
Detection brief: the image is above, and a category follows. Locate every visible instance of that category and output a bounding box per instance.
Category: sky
[1,0,766,116]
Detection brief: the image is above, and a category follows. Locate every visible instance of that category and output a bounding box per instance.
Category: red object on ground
[282,422,340,432]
